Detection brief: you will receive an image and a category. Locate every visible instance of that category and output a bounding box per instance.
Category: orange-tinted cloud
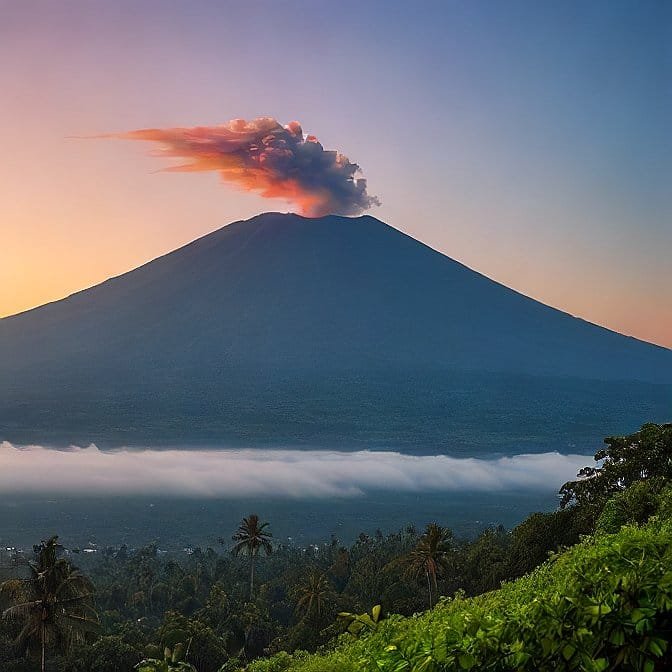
[113,117,381,217]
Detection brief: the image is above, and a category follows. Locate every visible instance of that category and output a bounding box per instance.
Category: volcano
[1,212,670,452]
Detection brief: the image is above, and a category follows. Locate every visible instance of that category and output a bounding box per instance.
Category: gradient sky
[1,0,670,347]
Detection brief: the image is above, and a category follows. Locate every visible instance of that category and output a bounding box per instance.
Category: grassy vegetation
[244,509,672,671]
[241,423,672,672]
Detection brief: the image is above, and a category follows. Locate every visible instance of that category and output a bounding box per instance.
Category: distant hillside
[1,212,670,450]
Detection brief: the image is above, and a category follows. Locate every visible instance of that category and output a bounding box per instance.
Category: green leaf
[585,603,612,616]
[648,637,667,657]
[562,644,576,661]
[458,653,475,669]
[630,608,647,622]
[541,637,553,656]
[635,618,652,634]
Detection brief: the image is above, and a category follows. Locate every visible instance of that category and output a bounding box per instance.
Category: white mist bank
[0,442,593,499]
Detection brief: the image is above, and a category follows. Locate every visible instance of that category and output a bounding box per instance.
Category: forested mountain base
[1,423,671,671]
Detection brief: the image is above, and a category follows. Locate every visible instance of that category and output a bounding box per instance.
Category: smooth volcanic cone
[111,117,380,217]
[0,212,670,451]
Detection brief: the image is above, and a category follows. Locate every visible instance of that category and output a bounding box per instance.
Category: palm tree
[230,515,272,599]
[404,523,453,608]
[0,536,99,672]
[294,570,332,622]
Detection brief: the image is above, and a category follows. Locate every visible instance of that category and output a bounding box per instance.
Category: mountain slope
[1,212,670,450]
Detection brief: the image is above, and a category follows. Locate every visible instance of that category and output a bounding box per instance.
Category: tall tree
[560,423,672,509]
[294,571,333,623]
[404,523,453,608]
[230,515,272,600]
[0,536,99,672]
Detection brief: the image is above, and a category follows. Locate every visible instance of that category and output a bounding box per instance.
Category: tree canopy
[560,422,672,509]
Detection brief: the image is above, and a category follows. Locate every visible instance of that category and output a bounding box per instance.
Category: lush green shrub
[157,612,229,672]
[70,635,142,672]
[507,507,591,578]
[244,650,302,671]
[596,479,670,535]
[654,483,672,521]
[245,516,672,671]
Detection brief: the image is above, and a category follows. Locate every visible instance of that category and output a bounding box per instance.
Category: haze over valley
[2,212,669,548]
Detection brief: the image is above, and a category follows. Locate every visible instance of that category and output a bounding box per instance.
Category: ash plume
[112,117,380,217]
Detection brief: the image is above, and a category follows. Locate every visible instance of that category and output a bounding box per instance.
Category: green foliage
[560,422,672,509]
[248,516,672,671]
[242,650,305,672]
[595,478,667,535]
[338,605,384,638]
[71,635,142,672]
[157,612,229,672]
[506,505,596,579]
[229,515,273,600]
[458,525,510,594]
[404,524,453,608]
[0,536,99,670]
[657,482,672,520]
[136,640,197,671]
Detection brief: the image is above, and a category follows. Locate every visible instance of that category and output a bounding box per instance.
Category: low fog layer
[0,443,592,498]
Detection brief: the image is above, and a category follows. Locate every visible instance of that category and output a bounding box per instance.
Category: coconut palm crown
[294,571,333,622]
[230,514,272,599]
[0,535,99,672]
[404,523,453,608]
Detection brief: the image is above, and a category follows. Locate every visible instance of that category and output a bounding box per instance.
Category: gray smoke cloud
[111,117,381,217]
[0,442,590,498]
